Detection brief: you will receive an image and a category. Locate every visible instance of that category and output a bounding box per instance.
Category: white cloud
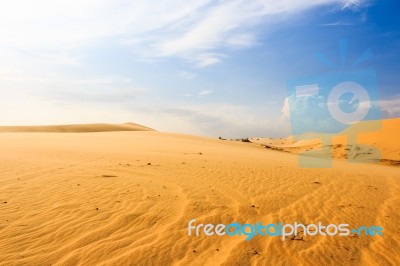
[178,71,197,80]
[134,102,290,138]
[192,53,225,67]
[32,52,81,66]
[198,90,214,97]
[281,97,290,119]
[0,68,131,85]
[380,95,400,118]
[0,67,15,76]
[342,0,364,10]
[319,22,354,26]
[0,0,356,67]
[226,33,258,48]
[0,92,136,126]
[0,67,53,82]
[71,77,132,85]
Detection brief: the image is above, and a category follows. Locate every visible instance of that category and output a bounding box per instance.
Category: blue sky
[0,0,398,137]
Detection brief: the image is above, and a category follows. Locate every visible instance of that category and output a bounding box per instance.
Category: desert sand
[251,118,400,166]
[0,123,154,133]
[0,121,399,265]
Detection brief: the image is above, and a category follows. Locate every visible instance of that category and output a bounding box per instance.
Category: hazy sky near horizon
[0,0,399,137]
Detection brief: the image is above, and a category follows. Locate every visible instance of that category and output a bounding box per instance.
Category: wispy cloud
[0,67,53,82]
[0,0,359,67]
[198,90,213,97]
[226,33,258,48]
[381,95,400,118]
[178,71,197,80]
[192,53,225,67]
[319,22,354,26]
[70,77,132,85]
[135,103,289,138]
[341,0,367,10]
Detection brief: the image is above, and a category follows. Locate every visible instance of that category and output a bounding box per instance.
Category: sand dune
[251,118,400,166]
[0,123,154,133]
[0,124,399,265]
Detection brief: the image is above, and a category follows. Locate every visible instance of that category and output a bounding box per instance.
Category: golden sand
[0,121,399,265]
[252,118,400,166]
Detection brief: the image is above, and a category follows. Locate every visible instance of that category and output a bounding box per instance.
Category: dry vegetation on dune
[0,122,399,265]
